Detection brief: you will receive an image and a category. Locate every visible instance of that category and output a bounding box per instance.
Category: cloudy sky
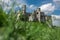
[0,0,60,15]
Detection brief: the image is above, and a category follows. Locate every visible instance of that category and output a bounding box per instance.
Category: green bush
[0,6,7,27]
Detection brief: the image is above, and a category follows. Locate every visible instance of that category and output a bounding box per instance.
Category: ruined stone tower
[36,8,41,22]
[36,8,45,22]
[40,12,45,22]
[33,10,38,21]
[22,5,28,21]
[28,14,33,21]
[22,5,26,15]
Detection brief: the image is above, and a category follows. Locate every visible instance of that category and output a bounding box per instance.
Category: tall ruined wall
[36,8,46,22]
[28,14,33,21]
[33,10,38,21]
[22,5,26,15]
[21,5,46,22]
[36,8,41,22]
[16,10,20,21]
[40,12,45,22]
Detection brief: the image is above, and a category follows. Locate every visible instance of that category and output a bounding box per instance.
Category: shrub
[0,6,7,27]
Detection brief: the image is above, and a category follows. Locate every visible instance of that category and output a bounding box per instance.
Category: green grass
[25,22,60,40]
[0,21,60,40]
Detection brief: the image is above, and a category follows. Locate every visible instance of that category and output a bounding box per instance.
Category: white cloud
[4,6,11,10]
[30,5,34,8]
[1,0,23,12]
[39,3,55,14]
[29,5,37,10]
[51,15,60,26]
[53,0,60,10]
[2,0,26,10]
[2,0,11,4]
[19,4,22,8]
[16,0,26,5]
[53,0,60,2]
[1,0,37,13]
[25,4,37,12]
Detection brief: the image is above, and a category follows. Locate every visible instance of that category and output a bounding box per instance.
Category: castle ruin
[17,5,46,22]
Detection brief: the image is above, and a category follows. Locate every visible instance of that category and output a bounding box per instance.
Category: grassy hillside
[0,21,60,40]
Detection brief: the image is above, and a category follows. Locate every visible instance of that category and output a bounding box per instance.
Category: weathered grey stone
[40,12,45,22]
[28,14,33,21]
[16,10,20,20]
[16,5,46,22]
[22,5,26,15]
[36,8,41,22]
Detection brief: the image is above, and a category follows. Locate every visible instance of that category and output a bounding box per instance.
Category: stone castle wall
[17,5,46,22]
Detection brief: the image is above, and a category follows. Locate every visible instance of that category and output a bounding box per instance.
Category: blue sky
[25,0,52,6]
[0,0,60,15]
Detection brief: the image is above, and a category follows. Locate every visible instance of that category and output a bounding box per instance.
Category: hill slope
[0,21,60,40]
